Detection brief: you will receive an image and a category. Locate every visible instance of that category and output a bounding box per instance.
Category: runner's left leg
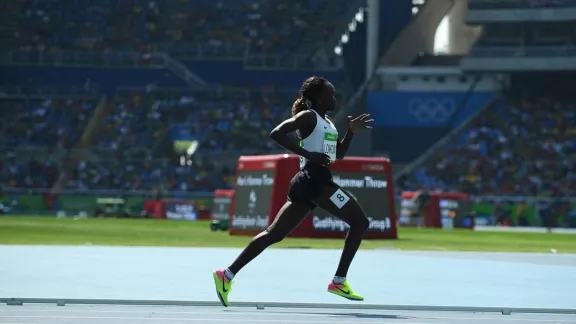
[312,183,369,301]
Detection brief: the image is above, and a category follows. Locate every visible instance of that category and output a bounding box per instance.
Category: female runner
[213,76,374,306]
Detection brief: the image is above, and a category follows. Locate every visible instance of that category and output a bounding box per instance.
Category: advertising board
[230,170,275,231]
[164,201,197,221]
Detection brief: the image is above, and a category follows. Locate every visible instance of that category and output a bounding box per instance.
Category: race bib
[323,132,338,162]
[329,188,350,209]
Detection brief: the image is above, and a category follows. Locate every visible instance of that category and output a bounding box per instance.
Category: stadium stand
[0,0,360,193]
[0,0,446,194]
[54,84,318,191]
[10,0,355,56]
[92,90,169,153]
[1,0,574,228]
[398,93,576,196]
[65,154,234,192]
[0,151,61,189]
[93,85,302,155]
[473,22,576,48]
[394,0,576,199]
[0,97,96,149]
[0,85,101,189]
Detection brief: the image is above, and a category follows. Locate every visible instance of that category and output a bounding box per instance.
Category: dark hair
[291,76,327,116]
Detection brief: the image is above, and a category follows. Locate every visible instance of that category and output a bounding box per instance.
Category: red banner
[229,154,397,239]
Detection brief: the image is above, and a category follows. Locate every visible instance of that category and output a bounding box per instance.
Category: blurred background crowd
[1,0,575,226]
[402,94,576,197]
[7,0,349,60]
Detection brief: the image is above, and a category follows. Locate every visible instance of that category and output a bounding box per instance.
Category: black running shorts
[287,163,334,209]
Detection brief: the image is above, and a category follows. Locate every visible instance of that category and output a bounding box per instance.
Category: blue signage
[165,202,197,221]
[366,91,495,126]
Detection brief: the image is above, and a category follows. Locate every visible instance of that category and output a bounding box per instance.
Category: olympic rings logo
[408,98,456,123]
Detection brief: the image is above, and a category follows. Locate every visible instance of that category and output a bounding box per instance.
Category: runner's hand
[304,152,331,167]
[347,114,374,133]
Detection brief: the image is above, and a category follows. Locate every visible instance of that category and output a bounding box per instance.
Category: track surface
[2,246,575,308]
[2,245,575,324]
[2,304,575,324]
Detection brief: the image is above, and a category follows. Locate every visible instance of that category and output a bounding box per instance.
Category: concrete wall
[446,0,483,54]
[379,0,455,66]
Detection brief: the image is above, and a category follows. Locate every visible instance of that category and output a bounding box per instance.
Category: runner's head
[291,76,337,116]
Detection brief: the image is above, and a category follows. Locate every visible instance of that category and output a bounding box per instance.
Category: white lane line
[0,315,431,324]
[0,309,572,323]
[0,314,568,324]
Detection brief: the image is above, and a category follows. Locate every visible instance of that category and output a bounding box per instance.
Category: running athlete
[213,76,374,307]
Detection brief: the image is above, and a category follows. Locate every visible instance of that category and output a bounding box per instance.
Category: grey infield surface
[1,246,575,323]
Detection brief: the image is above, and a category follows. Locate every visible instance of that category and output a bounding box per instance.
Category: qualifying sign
[312,172,393,233]
[230,170,275,231]
[230,154,397,239]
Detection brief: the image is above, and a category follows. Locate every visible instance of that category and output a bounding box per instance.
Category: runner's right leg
[213,201,311,307]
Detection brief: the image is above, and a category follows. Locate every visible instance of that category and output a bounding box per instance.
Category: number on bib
[329,189,350,209]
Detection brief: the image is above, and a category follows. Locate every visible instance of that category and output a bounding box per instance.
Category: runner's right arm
[269,110,329,165]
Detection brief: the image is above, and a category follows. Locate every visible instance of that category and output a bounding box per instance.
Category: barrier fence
[465,195,576,228]
[2,188,575,228]
[0,188,213,216]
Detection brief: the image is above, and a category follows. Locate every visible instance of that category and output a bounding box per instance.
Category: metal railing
[468,0,576,9]
[152,42,249,60]
[1,50,166,67]
[470,45,576,57]
[3,187,575,206]
[1,187,213,199]
[1,42,249,64]
[114,85,222,95]
[0,85,103,98]
[471,195,576,227]
[0,147,70,163]
[155,41,343,70]
[1,48,343,70]
[0,144,281,171]
[114,85,299,98]
[472,195,576,203]
[243,53,343,70]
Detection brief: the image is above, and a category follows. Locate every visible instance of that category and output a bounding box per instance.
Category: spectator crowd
[0,97,95,149]
[5,84,574,197]
[1,153,60,189]
[65,155,234,193]
[61,84,294,192]
[14,0,324,55]
[0,98,94,188]
[0,84,300,192]
[1,0,354,192]
[400,93,576,197]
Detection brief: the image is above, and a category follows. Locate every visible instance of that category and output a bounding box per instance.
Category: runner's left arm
[336,114,373,159]
[336,130,354,160]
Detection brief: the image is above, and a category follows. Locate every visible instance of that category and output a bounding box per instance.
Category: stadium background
[0,0,575,229]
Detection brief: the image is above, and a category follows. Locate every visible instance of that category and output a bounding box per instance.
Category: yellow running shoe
[213,269,234,307]
[327,280,364,301]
